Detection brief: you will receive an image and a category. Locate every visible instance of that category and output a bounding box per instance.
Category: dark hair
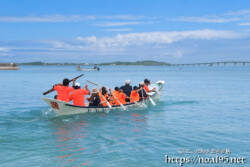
[74,85,80,90]
[115,87,119,91]
[133,86,138,90]
[89,93,98,102]
[63,78,70,86]
[144,78,150,84]
[101,87,107,95]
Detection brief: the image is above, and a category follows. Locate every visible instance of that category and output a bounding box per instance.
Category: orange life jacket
[130,90,139,103]
[117,92,126,104]
[111,90,120,105]
[99,92,110,106]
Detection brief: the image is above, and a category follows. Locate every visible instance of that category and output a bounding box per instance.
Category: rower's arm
[72,78,76,87]
[148,88,156,92]
[85,85,90,95]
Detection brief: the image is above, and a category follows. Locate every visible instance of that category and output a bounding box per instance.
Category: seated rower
[111,87,120,105]
[117,89,127,104]
[69,83,90,106]
[89,88,102,106]
[144,78,156,93]
[138,82,148,100]
[130,86,140,103]
[99,87,112,107]
[120,80,132,102]
[53,78,76,102]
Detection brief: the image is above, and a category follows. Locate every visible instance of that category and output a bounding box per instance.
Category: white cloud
[173,51,183,58]
[0,47,9,52]
[238,22,250,26]
[47,29,247,52]
[171,16,239,23]
[2,29,248,60]
[94,21,150,27]
[224,9,250,16]
[170,9,250,24]
[98,15,145,20]
[0,14,150,23]
[104,28,132,32]
[0,15,87,22]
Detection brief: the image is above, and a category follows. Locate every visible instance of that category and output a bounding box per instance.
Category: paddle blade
[149,97,156,106]
[155,89,161,95]
[107,102,112,109]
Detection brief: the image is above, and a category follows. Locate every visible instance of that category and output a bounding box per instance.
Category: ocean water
[0,65,249,167]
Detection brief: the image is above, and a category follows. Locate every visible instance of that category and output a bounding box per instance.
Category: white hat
[139,81,144,85]
[92,87,99,93]
[75,83,81,87]
[125,80,130,84]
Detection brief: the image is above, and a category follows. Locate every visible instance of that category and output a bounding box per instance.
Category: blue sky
[1,0,250,63]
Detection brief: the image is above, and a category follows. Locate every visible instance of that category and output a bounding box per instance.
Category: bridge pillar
[224,63,226,66]
[243,62,245,66]
[234,62,237,66]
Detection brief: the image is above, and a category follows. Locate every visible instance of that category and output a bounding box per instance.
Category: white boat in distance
[77,65,100,71]
[42,80,165,116]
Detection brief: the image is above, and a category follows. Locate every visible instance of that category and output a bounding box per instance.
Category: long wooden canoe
[42,80,165,115]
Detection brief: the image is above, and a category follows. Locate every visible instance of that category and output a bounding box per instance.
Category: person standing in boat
[120,80,132,102]
[89,88,102,106]
[69,83,90,106]
[144,78,156,94]
[138,82,148,100]
[53,78,76,102]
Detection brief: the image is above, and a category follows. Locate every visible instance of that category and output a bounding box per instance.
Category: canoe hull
[42,80,165,115]
[77,69,98,71]
[0,67,19,70]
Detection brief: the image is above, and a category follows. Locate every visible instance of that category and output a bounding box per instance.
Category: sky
[1,0,250,63]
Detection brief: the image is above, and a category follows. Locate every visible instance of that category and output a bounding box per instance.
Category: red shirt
[144,85,149,93]
[54,85,74,102]
[69,89,89,106]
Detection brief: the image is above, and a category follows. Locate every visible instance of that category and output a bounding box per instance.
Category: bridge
[170,61,250,66]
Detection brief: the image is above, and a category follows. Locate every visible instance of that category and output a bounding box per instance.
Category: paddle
[155,89,161,95]
[141,87,156,106]
[125,95,141,107]
[43,74,84,95]
[87,80,126,110]
[101,95,112,109]
[148,95,156,106]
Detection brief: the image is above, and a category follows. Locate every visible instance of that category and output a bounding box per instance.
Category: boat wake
[165,100,199,106]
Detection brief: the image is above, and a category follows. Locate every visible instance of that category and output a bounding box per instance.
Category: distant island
[19,60,171,66]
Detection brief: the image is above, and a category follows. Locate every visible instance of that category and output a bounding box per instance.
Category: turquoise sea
[0,65,249,166]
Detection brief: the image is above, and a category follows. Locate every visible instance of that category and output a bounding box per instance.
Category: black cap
[144,78,150,83]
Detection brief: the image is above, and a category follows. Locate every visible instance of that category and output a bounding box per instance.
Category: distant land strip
[17,61,250,66]
[19,60,171,66]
